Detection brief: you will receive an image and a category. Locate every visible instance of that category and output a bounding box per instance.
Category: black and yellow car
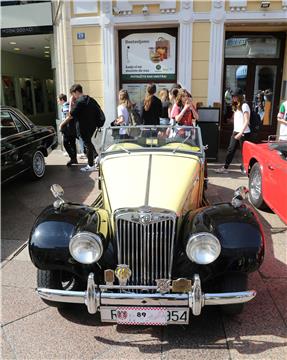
[29,125,264,325]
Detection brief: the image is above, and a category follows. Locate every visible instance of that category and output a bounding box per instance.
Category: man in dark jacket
[58,93,77,167]
[60,84,103,172]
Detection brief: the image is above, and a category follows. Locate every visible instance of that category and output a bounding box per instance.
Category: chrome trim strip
[144,154,152,206]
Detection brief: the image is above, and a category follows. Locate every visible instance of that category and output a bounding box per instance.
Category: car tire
[30,150,45,179]
[249,162,266,209]
[220,273,247,316]
[37,269,79,308]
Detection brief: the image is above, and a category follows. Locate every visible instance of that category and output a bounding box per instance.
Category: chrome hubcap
[33,152,44,176]
[250,168,261,200]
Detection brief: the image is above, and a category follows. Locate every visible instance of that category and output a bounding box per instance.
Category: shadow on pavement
[1,163,98,260]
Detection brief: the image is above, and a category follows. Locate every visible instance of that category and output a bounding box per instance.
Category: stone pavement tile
[161,308,229,360]
[3,306,162,360]
[259,221,287,279]
[1,240,25,261]
[1,260,37,289]
[1,202,35,241]
[1,328,16,360]
[266,279,287,325]
[11,244,30,262]
[1,286,47,326]
[223,272,287,360]
[95,325,162,360]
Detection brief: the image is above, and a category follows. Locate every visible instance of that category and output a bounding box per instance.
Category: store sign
[121,33,176,81]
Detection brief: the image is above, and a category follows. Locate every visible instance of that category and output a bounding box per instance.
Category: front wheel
[220,273,248,316]
[37,269,79,308]
[249,162,266,209]
[30,150,45,179]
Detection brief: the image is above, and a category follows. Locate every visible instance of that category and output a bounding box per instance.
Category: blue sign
[77,32,85,40]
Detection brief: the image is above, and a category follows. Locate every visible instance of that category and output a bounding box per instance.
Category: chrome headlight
[186,232,221,265]
[69,232,103,264]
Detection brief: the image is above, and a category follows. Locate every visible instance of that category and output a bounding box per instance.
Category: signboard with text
[121,32,176,81]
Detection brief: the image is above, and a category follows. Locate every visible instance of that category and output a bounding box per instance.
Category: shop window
[73,0,98,14]
[19,78,34,115]
[45,79,55,112]
[33,79,45,113]
[225,36,280,58]
[2,76,16,107]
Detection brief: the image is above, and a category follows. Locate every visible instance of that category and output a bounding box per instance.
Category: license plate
[100,307,189,325]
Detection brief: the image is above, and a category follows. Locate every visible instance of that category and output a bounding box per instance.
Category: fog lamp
[115,264,131,286]
[104,269,115,286]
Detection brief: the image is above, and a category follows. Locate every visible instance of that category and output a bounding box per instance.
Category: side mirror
[50,184,65,209]
[50,184,64,199]
[231,186,248,208]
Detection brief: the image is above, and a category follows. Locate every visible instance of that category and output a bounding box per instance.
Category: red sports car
[242,140,287,224]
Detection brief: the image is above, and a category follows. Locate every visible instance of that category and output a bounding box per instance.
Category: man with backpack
[60,84,105,172]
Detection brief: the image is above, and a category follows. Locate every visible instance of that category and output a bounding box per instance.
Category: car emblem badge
[156,279,171,294]
[139,213,153,224]
[115,264,131,286]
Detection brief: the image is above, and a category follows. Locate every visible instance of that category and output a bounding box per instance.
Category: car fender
[176,203,265,282]
[29,203,111,280]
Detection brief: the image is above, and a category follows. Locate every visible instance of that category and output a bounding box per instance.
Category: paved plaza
[1,149,287,360]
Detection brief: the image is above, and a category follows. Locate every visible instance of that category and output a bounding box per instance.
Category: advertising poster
[121,32,176,81]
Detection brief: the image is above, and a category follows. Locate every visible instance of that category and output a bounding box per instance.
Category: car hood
[101,152,201,214]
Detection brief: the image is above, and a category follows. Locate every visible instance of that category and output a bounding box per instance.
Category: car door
[1,109,31,182]
[263,146,287,222]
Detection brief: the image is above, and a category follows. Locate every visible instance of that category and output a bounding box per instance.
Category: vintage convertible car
[29,126,265,325]
[243,139,287,224]
[1,106,57,183]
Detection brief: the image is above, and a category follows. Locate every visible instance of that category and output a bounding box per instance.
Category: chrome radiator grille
[115,208,176,286]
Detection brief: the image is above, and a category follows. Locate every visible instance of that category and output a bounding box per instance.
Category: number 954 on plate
[101,307,189,325]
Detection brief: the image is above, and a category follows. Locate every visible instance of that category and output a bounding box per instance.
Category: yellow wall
[193,0,211,12]
[192,22,210,106]
[72,26,104,107]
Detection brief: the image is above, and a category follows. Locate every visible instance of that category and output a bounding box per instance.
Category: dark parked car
[30,126,265,325]
[1,106,57,183]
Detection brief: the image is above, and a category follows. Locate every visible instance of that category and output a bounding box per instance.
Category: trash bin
[197,107,220,162]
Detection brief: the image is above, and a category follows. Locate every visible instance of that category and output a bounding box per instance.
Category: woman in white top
[216,88,251,174]
[115,89,132,138]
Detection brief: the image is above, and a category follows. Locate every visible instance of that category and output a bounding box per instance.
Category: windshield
[101,125,204,157]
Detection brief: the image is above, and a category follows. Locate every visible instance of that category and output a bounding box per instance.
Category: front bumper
[37,273,256,317]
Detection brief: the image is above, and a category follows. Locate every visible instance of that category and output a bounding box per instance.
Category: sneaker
[66,159,78,167]
[80,165,96,172]
[214,167,229,174]
[94,156,99,166]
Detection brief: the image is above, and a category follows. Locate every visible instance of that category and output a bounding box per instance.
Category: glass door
[221,32,285,146]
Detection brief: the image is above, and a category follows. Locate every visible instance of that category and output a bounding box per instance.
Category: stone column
[207,1,225,106]
[101,0,116,126]
[178,0,194,91]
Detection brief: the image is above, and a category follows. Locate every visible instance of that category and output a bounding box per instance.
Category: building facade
[53,0,287,145]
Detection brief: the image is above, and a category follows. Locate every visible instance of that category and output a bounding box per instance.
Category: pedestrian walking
[57,93,78,167]
[277,98,287,141]
[60,84,104,172]
[215,88,251,174]
[141,83,162,125]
